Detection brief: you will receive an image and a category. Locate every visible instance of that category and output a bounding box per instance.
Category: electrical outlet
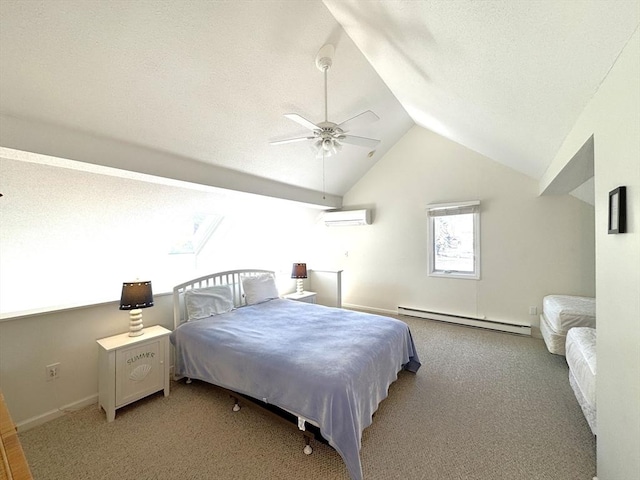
[46,363,60,381]
[529,306,537,315]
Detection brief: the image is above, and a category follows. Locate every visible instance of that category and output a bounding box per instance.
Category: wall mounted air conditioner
[323,209,372,226]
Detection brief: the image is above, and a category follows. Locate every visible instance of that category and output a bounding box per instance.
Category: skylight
[169,214,224,255]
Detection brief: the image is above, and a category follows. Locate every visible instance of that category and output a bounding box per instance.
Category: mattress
[540,295,595,356]
[539,312,567,355]
[543,295,596,332]
[566,327,597,434]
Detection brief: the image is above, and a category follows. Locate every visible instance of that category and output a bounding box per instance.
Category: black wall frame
[608,186,627,234]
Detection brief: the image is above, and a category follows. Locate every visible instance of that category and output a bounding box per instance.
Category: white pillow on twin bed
[241,273,279,305]
[185,285,234,321]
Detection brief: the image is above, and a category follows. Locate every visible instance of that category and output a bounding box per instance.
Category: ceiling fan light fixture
[270,43,380,159]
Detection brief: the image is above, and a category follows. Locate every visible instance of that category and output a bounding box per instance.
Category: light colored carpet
[19,317,596,479]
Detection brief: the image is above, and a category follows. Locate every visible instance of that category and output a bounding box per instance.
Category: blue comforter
[171,298,421,480]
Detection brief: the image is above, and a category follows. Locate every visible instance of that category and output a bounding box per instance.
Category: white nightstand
[284,291,317,304]
[97,325,170,422]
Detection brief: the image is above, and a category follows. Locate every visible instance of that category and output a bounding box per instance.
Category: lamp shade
[291,263,307,279]
[119,281,154,310]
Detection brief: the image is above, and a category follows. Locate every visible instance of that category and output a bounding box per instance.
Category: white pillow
[241,273,279,305]
[185,285,234,321]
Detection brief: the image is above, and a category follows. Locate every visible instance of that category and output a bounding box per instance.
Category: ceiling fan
[270,44,380,158]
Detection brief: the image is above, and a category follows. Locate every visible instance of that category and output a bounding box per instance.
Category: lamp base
[296,279,304,295]
[128,309,144,337]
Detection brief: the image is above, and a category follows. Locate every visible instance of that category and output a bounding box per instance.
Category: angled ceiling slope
[2,1,637,205]
[0,0,413,207]
[324,0,639,181]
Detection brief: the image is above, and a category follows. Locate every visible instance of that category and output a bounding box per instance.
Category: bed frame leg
[186,378,192,384]
[303,436,313,455]
[231,395,241,412]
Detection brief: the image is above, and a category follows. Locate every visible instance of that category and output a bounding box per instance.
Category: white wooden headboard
[172,269,274,330]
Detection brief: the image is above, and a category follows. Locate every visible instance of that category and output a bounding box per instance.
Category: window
[169,213,223,255]
[427,201,480,279]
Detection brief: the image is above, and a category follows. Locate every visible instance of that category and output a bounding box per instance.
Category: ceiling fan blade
[338,110,379,132]
[284,113,320,131]
[341,134,380,148]
[270,136,315,146]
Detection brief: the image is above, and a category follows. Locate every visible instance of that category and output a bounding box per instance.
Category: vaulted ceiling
[1,1,638,206]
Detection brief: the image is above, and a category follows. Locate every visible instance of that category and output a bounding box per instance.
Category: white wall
[543,28,640,480]
[0,158,320,425]
[0,157,317,314]
[0,296,173,428]
[311,125,595,330]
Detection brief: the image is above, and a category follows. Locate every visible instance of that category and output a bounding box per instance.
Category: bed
[539,295,596,355]
[565,327,596,434]
[171,270,421,480]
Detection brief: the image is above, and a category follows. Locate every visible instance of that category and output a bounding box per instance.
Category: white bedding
[566,327,596,434]
[171,298,421,480]
[543,295,595,332]
[540,295,595,355]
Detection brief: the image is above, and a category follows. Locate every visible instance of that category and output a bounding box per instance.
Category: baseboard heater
[397,306,531,336]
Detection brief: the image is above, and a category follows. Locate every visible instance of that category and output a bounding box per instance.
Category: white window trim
[427,201,480,280]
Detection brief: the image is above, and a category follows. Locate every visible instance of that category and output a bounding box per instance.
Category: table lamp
[119,281,153,337]
[291,263,307,295]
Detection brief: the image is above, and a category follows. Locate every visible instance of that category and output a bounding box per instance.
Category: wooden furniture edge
[0,393,33,480]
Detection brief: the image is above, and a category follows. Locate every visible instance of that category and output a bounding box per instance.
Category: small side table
[284,291,317,304]
[97,325,170,422]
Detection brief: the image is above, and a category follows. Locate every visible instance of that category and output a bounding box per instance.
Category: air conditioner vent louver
[323,209,371,226]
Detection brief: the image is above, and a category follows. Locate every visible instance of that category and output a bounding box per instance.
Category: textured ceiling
[0,0,412,198]
[324,0,639,179]
[1,0,638,200]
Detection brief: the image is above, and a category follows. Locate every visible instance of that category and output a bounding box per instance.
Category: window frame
[426,201,481,280]
[168,213,224,256]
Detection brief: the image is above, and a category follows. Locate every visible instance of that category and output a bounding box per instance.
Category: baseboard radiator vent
[397,306,531,336]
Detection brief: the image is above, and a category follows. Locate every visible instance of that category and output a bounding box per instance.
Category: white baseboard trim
[342,303,397,316]
[16,393,98,432]
[17,365,177,431]
[398,306,531,336]
[530,326,543,339]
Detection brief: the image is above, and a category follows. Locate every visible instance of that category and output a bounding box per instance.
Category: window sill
[428,271,480,280]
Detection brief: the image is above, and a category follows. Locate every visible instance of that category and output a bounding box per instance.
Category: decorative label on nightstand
[126,351,155,365]
[126,351,155,381]
[120,343,161,397]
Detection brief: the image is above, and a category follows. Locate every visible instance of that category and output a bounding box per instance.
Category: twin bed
[566,327,597,434]
[539,294,595,356]
[171,269,421,480]
[540,294,597,435]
